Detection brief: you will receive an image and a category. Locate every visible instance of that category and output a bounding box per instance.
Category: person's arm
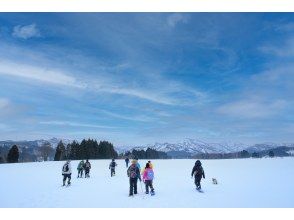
[69,164,72,174]
[127,167,130,177]
[191,166,195,177]
[142,170,146,182]
[202,167,205,179]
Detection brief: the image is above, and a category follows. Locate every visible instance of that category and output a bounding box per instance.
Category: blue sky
[0,13,294,145]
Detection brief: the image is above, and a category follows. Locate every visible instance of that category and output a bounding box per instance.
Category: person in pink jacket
[142,163,155,195]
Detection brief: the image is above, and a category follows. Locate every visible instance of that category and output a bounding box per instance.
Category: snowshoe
[150,191,155,196]
[196,188,203,193]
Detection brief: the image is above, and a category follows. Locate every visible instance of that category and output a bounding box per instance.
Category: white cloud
[0,98,10,109]
[100,110,155,122]
[12,24,40,39]
[0,59,84,88]
[39,121,117,129]
[167,13,189,28]
[259,37,294,57]
[251,65,294,89]
[217,99,287,119]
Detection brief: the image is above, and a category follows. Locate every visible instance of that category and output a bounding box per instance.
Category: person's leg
[145,180,149,193]
[68,174,71,185]
[134,178,138,194]
[150,180,154,192]
[129,178,134,196]
[198,177,202,189]
[195,177,201,189]
[62,174,66,186]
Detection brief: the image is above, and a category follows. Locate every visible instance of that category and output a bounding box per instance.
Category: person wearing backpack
[133,158,141,172]
[147,160,153,169]
[84,159,91,178]
[125,157,129,168]
[142,162,155,195]
[191,160,205,190]
[141,160,154,175]
[127,160,141,196]
[109,158,117,177]
[77,160,85,178]
[62,160,72,186]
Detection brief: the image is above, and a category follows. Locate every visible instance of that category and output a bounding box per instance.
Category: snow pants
[63,173,71,185]
[129,178,138,196]
[85,168,90,177]
[111,168,115,177]
[125,161,129,168]
[78,169,84,177]
[144,180,154,193]
[194,176,202,189]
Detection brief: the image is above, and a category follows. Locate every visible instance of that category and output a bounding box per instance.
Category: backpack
[63,164,69,172]
[85,162,90,168]
[111,161,116,168]
[146,169,154,180]
[129,165,137,178]
[195,166,203,176]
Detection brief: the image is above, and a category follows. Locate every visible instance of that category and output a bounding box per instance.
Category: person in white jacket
[62,160,72,186]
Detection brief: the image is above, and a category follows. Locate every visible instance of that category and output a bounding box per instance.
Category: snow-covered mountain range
[1,137,294,157]
[0,138,71,149]
[117,138,294,156]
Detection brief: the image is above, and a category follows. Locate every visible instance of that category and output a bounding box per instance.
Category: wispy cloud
[0,98,10,109]
[100,110,155,122]
[217,99,287,119]
[167,13,189,27]
[39,121,117,129]
[0,59,85,88]
[12,24,40,39]
[259,37,294,57]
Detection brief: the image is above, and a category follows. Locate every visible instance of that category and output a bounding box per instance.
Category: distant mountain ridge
[0,138,71,149]
[1,138,294,158]
[118,138,294,157]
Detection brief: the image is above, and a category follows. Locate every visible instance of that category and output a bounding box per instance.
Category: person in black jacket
[125,157,130,168]
[109,158,117,177]
[127,160,141,196]
[191,160,205,190]
[84,159,91,178]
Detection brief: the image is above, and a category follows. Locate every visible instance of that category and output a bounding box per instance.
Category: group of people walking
[127,159,155,196]
[62,159,91,186]
[61,157,205,195]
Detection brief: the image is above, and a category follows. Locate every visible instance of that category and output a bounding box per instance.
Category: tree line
[54,139,118,161]
[120,148,170,159]
[192,150,275,159]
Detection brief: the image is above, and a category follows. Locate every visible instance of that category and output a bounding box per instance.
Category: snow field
[0,158,293,207]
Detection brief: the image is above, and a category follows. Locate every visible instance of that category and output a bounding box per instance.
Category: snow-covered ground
[0,158,293,208]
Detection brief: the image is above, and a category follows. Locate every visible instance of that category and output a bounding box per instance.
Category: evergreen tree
[54,141,66,161]
[269,150,275,158]
[240,150,250,158]
[7,145,19,163]
[252,152,260,158]
[0,156,4,163]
